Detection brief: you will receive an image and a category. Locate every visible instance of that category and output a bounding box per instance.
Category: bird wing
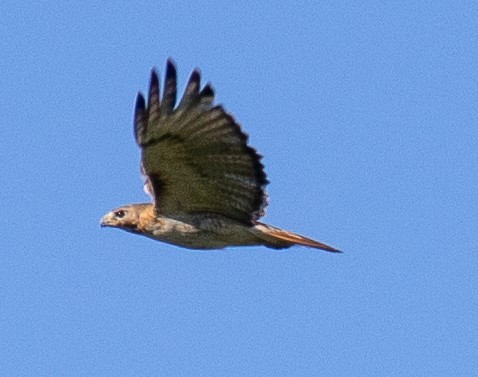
[134,59,268,225]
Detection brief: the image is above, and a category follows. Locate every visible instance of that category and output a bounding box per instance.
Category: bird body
[101,203,338,251]
[100,59,339,253]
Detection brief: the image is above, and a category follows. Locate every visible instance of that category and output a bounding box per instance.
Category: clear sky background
[1,1,477,376]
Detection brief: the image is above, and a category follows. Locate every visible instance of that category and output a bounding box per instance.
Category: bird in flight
[100,59,339,252]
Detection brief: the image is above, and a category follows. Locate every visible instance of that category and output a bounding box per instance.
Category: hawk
[100,59,339,252]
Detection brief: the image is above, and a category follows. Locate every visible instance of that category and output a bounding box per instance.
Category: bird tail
[254,222,340,253]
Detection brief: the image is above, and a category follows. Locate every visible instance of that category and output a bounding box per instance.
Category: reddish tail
[255,223,340,253]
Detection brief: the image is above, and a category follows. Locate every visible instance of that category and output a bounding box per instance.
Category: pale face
[100,205,141,232]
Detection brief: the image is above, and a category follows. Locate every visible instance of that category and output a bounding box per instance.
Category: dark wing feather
[134,59,268,225]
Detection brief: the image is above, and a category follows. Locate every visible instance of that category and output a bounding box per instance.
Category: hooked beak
[100,213,114,228]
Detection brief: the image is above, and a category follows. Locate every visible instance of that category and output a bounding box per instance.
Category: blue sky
[1,1,477,375]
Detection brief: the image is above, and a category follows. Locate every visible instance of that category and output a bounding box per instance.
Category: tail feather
[255,222,341,253]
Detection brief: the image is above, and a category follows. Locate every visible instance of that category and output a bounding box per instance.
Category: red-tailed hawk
[100,59,339,252]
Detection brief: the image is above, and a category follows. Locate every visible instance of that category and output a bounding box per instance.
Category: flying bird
[100,59,339,252]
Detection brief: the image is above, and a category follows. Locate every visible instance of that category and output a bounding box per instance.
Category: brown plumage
[100,59,340,252]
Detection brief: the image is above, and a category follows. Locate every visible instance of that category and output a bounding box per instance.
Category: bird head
[100,204,145,233]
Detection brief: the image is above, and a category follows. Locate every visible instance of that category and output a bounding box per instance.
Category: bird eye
[114,210,126,218]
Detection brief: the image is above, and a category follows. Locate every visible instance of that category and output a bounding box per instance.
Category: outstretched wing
[134,59,268,225]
